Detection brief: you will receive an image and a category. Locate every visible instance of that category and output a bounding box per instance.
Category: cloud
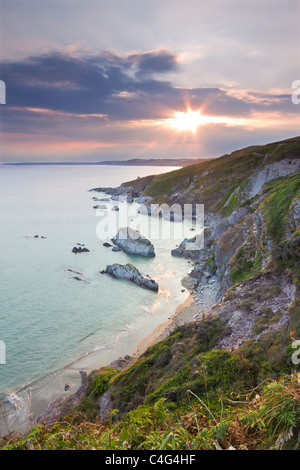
[2,47,294,124]
[0,47,298,162]
[128,49,179,77]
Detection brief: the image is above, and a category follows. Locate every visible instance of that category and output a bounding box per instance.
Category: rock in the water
[112,227,155,257]
[111,205,119,211]
[112,246,121,252]
[72,246,90,253]
[136,196,152,204]
[103,242,112,247]
[101,263,159,291]
[171,235,203,259]
[92,197,110,202]
[67,269,83,275]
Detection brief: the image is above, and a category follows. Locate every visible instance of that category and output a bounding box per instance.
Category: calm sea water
[0,164,192,434]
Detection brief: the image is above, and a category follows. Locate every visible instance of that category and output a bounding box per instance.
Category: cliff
[2,137,300,451]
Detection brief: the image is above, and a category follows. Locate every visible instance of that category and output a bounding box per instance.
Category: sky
[0,0,299,163]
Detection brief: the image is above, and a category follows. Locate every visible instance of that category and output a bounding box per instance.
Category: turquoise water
[0,164,191,434]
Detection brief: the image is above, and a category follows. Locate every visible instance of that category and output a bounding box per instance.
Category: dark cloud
[0,49,297,127]
[128,49,179,77]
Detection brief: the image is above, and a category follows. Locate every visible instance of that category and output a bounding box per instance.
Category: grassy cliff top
[121,136,300,216]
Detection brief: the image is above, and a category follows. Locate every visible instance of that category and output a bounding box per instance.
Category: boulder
[92,197,110,202]
[171,235,203,259]
[112,227,155,257]
[72,246,90,253]
[101,263,159,291]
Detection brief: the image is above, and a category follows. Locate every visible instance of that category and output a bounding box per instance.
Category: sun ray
[166,108,203,133]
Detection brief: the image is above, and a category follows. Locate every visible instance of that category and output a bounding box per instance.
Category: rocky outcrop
[72,246,90,253]
[242,159,300,199]
[171,236,201,259]
[92,197,110,202]
[101,263,159,291]
[89,185,138,202]
[112,228,155,258]
[90,186,133,196]
[273,231,300,261]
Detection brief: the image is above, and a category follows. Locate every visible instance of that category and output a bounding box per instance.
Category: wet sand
[131,293,197,357]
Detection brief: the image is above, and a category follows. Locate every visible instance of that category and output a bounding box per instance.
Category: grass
[261,173,300,242]
[3,373,299,450]
[230,248,262,284]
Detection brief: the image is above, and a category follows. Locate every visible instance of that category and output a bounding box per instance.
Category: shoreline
[131,293,197,357]
[0,289,195,437]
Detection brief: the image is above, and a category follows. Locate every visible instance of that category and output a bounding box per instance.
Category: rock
[111,205,119,211]
[243,159,300,199]
[92,197,110,202]
[67,269,83,275]
[111,194,133,202]
[34,235,39,238]
[98,390,113,422]
[212,219,230,241]
[73,276,83,281]
[112,246,121,252]
[135,196,152,204]
[79,370,87,380]
[111,227,155,257]
[273,231,300,261]
[72,246,90,253]
[89,186,133,196]
[64,384,70,391]
[101,263,159,291]
[229,207,250,225]
[171,235,203,259]
[93,204,107,209]
[103,242,112,247]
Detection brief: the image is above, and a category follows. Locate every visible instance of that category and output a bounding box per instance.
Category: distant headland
[2,157,212,167]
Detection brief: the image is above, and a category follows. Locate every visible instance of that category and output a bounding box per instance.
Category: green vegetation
[230,248,262,284]
[1,136,300,451]
[252,308,282,336]
[265,139,300,164]
[2,368,299,450]
[2,307,298,451]
[262,173,300,242]
[205,250,217,274]
[141,137,300,220]
[144,165,197,197]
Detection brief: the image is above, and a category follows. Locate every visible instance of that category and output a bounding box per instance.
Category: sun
[166,108,204,133]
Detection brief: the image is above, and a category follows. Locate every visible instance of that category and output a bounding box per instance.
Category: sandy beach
[131,293,197,357]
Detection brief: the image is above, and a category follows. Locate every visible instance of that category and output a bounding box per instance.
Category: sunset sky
[0,0,299,163]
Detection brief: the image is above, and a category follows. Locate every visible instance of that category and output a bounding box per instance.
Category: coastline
[131,293,197,357]
[0,289,195,437]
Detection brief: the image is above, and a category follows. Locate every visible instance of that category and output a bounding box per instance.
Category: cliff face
[3,137,300,451]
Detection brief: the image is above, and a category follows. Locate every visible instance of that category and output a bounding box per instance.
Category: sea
[0,164,193,435]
